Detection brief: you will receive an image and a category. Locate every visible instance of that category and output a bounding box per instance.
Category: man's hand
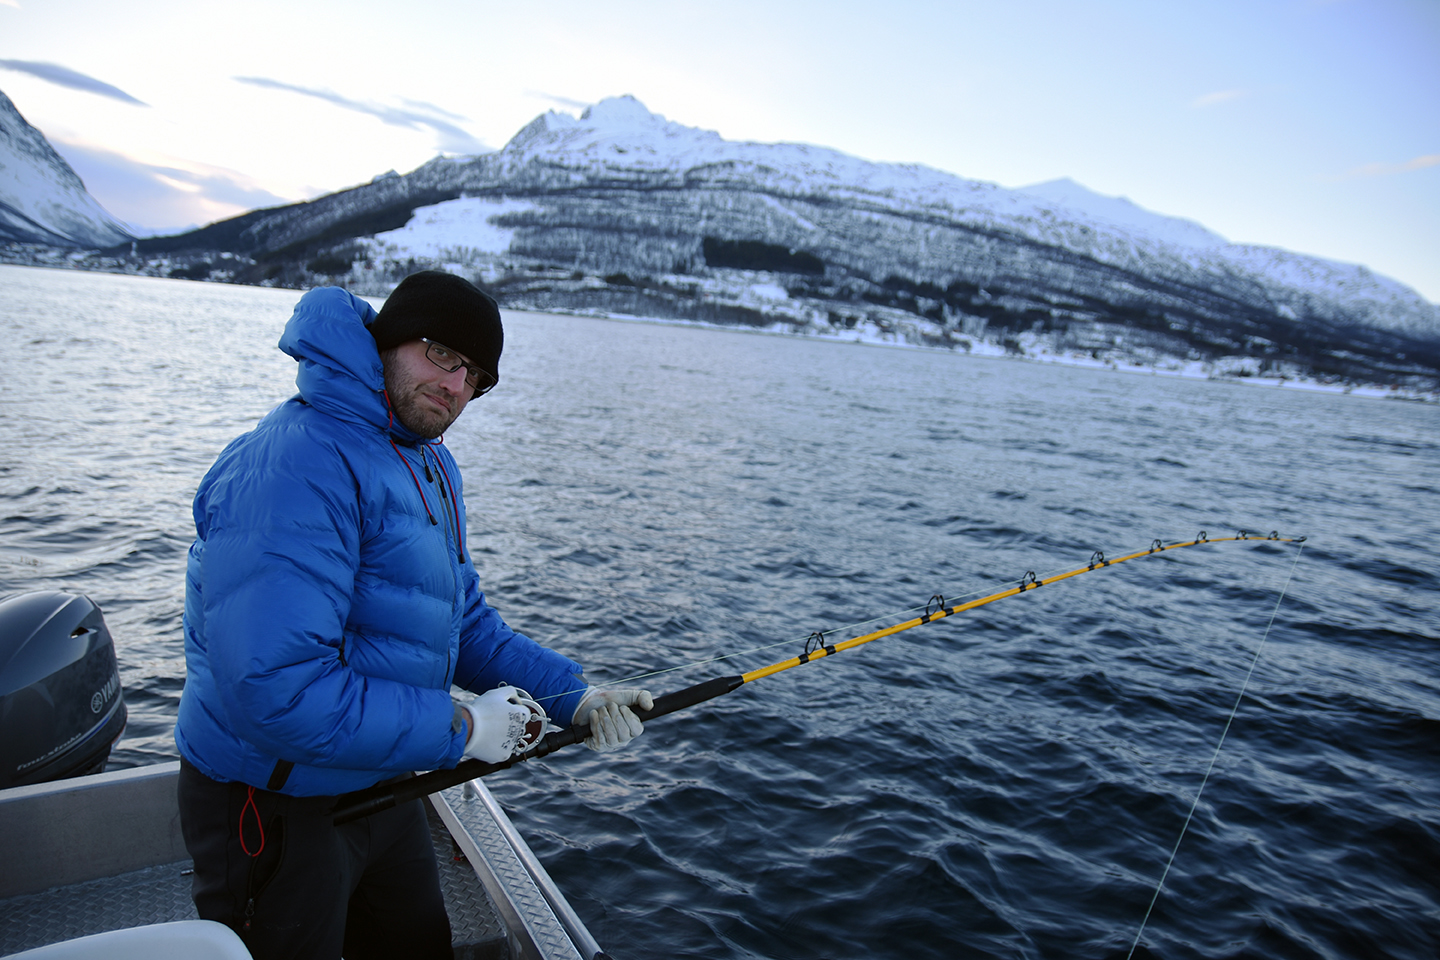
[573,687,655,752]
[457,687,548,763]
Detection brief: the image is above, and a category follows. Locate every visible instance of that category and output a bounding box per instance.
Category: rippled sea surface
[2,264,1437,959]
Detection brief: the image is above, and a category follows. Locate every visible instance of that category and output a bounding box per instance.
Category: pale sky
[3,0,1437,302]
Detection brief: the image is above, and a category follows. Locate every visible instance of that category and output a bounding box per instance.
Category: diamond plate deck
[0,805,508,958]
[0,860,196,955]
[428,802,509,960]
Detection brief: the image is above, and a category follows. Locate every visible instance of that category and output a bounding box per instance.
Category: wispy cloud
[234,77,486,154]
[1337,153,1440,180]
[400,98,469,122]
[0,59,146,105]
[54,138,289,233]
[528,90,593,111]
[0,1,21,9]
[1191,89,1248,108]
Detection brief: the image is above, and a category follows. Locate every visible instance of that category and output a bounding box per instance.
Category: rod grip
[331,675,745,824]
[333,756,516,824]
[530,674,744,756]
[638,674,745,721]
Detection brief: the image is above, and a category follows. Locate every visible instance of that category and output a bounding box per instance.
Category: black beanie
[369,271,503,389]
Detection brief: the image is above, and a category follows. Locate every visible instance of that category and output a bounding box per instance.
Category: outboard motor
[0,591,127,789]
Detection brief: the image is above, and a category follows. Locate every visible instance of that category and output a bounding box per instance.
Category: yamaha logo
[91,673,120,713]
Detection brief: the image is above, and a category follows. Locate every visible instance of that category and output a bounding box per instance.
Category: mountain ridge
[4,93,1436,391]
[0,90,132,248]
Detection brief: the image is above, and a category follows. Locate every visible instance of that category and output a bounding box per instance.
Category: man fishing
[173,270,652,960]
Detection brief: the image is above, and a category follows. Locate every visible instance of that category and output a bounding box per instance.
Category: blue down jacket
[175,287,586,797]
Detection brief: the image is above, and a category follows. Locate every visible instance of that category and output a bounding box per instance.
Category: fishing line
[1124,540,1306,960]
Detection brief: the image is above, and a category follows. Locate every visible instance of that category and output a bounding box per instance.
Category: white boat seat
[4,920,250,959]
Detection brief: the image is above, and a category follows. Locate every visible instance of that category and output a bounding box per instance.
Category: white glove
[458,687,549,763]
[573,687,654,752]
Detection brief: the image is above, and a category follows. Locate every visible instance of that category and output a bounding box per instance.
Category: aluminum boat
[0,587,608,959]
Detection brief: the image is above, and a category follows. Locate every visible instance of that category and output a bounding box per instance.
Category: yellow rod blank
[739,535,1303,685]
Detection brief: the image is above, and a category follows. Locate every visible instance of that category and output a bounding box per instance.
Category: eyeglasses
[421,338,497,397]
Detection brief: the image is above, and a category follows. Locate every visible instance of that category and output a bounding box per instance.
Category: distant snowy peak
[1016,178,1229,250]
[580,94,688,132]
[497,95,1011,217]
[0,88,132,247]
[1008,178,1434,334]
[497,98,1215,236]
[1217,244,1437,335]
[500,94,723,168]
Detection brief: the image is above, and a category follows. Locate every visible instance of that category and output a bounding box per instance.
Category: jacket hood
[277,286,427,445]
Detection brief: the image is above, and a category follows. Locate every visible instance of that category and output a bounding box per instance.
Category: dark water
[2,264,1437,959]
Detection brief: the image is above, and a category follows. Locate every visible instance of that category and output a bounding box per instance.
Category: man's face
[382,339,473,439]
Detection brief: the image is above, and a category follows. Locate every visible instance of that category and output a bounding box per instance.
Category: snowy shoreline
[528,304,1440,404]
[4,256,1433,404]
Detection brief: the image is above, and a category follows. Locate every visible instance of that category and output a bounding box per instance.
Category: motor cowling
[0,591,127,789]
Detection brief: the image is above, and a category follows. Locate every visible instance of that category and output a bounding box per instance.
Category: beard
[383,359,462,440]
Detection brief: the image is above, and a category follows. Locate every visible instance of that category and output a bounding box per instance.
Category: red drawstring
[239,785,265,857]
[431,452,466,564]
[381,390,465,564]
[383,390,437,527]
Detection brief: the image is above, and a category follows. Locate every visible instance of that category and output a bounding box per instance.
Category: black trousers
[177,759,453,960]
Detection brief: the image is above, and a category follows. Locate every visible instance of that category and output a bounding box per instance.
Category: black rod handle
[637,674,745,721]
[332,675,744,824]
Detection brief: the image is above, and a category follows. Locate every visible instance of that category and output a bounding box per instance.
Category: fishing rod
[332,530,1304,824]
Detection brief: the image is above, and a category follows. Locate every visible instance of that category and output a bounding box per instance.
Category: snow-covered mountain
[1015,178,1229,250]
[103,96,1440,388]
[466,97,1438,336]
[0,90,132,248]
